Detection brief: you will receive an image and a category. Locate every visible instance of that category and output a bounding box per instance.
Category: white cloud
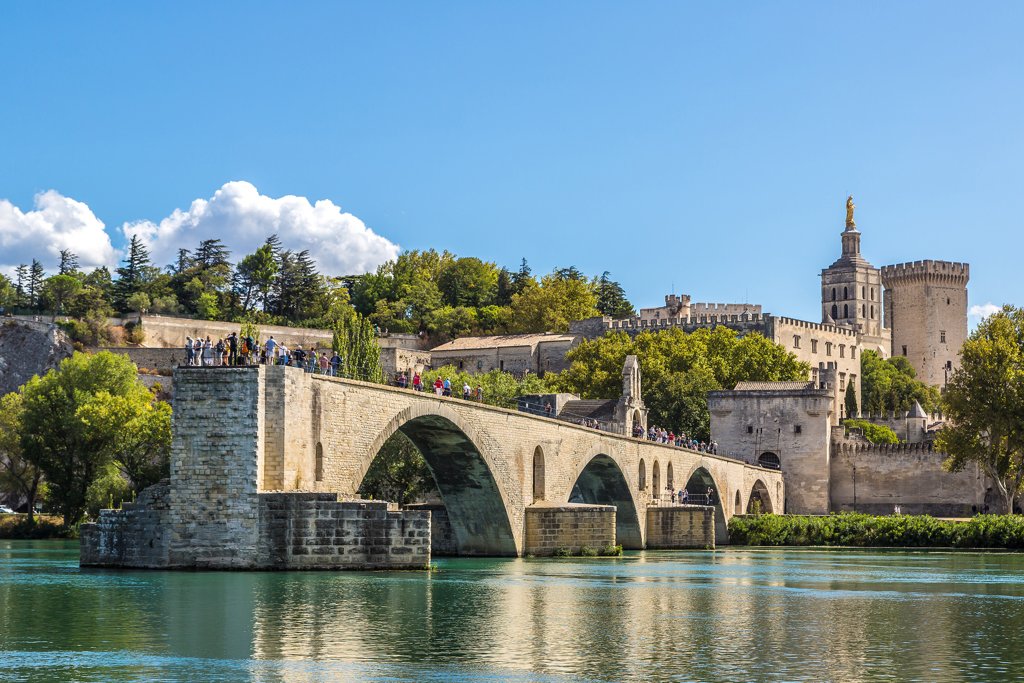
[122,181,399,276]
[0,190,118,274]
[969,302,1001,321]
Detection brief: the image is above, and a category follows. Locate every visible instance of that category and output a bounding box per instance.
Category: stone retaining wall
[80,481,172,568]
[645,505,715,549]
[257,494,430,569]
[524,503,615,556]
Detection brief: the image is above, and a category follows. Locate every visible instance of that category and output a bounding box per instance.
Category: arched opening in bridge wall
[735,490,742,515]
[666,463,674,497]
[652,461,661,501]
[631,410,643,437]
[758,452,781,470]
[570,454,644,550]
[638,459,646,491]
[684,467,729,543]
[533,446,545,502]
[747,479,774,514]
[359,414,517,557]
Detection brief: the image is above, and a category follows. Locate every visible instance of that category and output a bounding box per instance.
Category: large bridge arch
[747,479,774,514]
[356,403,519,556]
[568,452,644,550]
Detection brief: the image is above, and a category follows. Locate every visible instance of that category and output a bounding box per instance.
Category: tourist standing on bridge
[433,377,443,395]
[292,345,306,369]
[185,336,195,366]
[475,385,483,402]
[228,332,238,366]
[412,373,422,391]
[330,352,342,376]
[265,336,277,364]
[203,336,213,366]
[442,378,452,397]
[462,382,471,399]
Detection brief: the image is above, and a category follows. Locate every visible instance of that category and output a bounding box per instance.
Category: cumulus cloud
[969,302,1001,322]
[122,181,399,276]
[0,190,118,274]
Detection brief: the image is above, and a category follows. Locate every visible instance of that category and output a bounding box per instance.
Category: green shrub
[553,547,573,557]
[843,419,899,445]
[579,545,598,557]
[728,513,1024,549]
[0,515,69,539]
[598,544,623,556]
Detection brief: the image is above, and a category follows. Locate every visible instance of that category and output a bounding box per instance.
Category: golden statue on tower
[845,195,856,229]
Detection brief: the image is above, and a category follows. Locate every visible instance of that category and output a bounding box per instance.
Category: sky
[1,2,1020,325]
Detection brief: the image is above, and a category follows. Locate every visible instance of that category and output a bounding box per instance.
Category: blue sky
[1,2,1020,324]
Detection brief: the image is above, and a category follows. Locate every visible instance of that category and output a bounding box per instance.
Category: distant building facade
[429,332,580,376]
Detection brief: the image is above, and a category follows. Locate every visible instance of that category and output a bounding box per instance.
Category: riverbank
[728,512,1024,549]
[0,514,70,539]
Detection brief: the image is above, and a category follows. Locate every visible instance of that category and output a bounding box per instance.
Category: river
[2,540,1023,682]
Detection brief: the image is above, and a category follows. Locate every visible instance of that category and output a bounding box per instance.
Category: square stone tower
[881,260,970,387]
[820,197,888,353]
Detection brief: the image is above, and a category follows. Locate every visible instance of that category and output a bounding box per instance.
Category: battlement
[881,260,970,284]
[689,302,762,315]
[832,440,939,455]
[606,312,769,331]
[771,316,859,338]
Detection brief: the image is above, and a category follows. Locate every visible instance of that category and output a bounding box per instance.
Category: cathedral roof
[907,400,927,418]
[732,380,816,391]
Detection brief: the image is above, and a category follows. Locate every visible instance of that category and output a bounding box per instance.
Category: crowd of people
[633,423,718,454]
[184,334,348,376]
[393,372,485,402]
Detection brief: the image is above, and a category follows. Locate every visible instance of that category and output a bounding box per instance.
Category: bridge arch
[747,479,774,514]
[569,453,644,550]
[682,465,728,543]
[358,403,518,556]
[638,458,646,491]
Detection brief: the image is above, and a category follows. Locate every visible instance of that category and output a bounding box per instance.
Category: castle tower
[820,196,888,354]
[880,260,969,387]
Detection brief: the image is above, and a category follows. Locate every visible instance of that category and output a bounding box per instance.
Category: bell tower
[820,196,884,342]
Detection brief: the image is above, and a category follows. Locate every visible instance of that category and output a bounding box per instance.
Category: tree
[358,431,435,504]
[0,273,18,313]
[844,382,859,419]
[595,271,635,318]
[114,235,154,311]
[76,390,171,495]
[508,271,599,333]
[14,264,27,306]
[58,249,79,275]
[126,291,152,314]
[553,327,809,441]
[19,351,155,527]
[936,306,1024,514]
[27,259,45,309]
[233,243,278,313]
[437,257,499,308]
[0,392,43,524]
[41,274,83,320]
[332,311,384,382]
[861,349,940,416]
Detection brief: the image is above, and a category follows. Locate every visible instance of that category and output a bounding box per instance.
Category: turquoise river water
[2,540,1024,682]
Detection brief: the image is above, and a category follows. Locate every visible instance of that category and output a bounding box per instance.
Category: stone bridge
[244,365,782,556]
[85,364,784,569]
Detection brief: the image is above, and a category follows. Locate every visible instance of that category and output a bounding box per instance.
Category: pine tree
[58,249,79,275]
[595,271,635,318]
[27,260,45,309]
[114,235,153,311]
[14,264,27,306]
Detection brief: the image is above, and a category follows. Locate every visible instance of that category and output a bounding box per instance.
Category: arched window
[843,286,848,299]
[831,288,836,301]
[667,462,674,492]
[652,461,661,501]
[861,286,866,299]
[758,452,781,470]
[870,305,874,319]
[315,442,324,482]
[831,304,838,319]
[735,490,742,515]
[843,304,849,318]
[862,304,866,317]
[533,446,545,502]
[638,458,646,490]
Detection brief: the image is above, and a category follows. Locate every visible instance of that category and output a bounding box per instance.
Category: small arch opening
[638,458,647,490]
[652,461,661,501]
[532,446,545,502]
[758,452,781,470]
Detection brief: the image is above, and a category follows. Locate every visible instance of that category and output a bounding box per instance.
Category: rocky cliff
[0,319,74,395]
